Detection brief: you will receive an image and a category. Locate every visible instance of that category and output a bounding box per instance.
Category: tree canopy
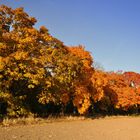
[1,5,140,117]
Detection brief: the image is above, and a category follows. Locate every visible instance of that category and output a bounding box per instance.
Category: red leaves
[123,72,140,88]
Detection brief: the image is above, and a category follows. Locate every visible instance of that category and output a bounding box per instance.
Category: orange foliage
[2,4,140,117]
[73,84,91,114]
[123,72,140,88]
[91,70,108,102]
[104,72,140,111]
[67,45,93,70]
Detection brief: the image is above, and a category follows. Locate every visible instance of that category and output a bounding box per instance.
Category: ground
[0,116,140,140]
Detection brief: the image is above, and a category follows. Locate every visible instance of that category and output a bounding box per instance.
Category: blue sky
[1,0,140,73]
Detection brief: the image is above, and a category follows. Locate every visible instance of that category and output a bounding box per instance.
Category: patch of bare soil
[1,116,140,140]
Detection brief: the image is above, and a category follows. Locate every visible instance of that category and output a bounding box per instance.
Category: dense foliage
[1,5,140,118]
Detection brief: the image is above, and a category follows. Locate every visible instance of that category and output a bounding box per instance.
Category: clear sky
[1,0,140,73]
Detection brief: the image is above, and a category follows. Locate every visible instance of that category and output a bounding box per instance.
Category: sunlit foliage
[1,5,140,117]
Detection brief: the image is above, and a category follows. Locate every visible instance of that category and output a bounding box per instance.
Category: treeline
[1,5,140,118]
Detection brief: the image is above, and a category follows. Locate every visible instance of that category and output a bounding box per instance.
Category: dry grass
[0,115,87,127]
[1,114,140,127]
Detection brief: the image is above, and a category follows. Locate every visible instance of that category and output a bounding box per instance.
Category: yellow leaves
[18,28,38,45]
[31,79,39,85]
[28,84,35,88]
[39,68,45,76]
[14,51,28,60]
[24,73,39,85]
[38,95,47,104]
[44,35,53,42]
[38,91,55,104]
[32,57,39,64]
[2,4,140,117]
[39,26,53,42]
[19,37,35,44]
[18,63,25,69]
[13,7,37,28]
[0,74,3,79]
[9,71,16,76]
[0,92,11,99]
[45,81,52,88]
[24,73,32,78]
[23,67,45,85]
[0,4,95,116]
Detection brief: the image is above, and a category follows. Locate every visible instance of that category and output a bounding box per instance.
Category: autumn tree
[2,5,140,117]
[103,72,140,112]
[0,5,59,116]
[0,5,92,116]
[67,46,94,114]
